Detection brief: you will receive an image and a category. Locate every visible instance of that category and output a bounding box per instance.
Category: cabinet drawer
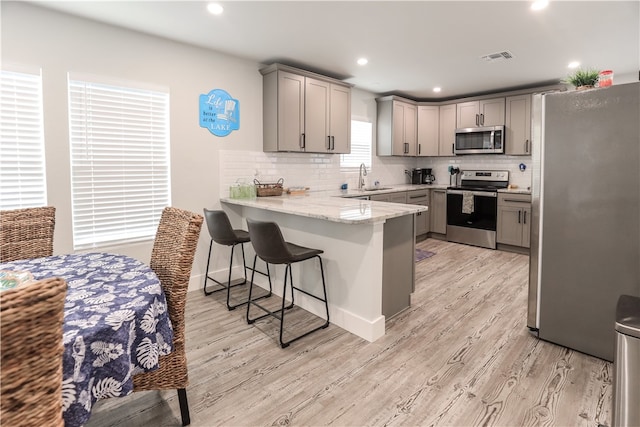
[370,191,407,203]
[498,193,531,207]
[406,190,429,203]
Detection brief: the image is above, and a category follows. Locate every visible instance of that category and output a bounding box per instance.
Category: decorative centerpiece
[565,68,600,90]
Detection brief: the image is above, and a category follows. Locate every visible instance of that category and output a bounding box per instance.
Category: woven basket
[254,178,284,197]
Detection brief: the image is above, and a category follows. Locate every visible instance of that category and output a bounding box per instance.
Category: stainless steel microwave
[454,125,504,154]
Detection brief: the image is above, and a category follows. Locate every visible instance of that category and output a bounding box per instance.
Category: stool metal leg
[246,255,275,324]
[204,240,272,311]
[279,255,330,348]
[246,254,330,348]
[204,240,247,297]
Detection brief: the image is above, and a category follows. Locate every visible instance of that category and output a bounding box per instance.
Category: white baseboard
[188,266,385,343]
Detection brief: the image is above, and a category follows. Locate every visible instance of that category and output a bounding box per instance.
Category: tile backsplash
[219,150,532,196]
[420,157,533,190]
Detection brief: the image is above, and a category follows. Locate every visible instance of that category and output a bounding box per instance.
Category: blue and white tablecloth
[0,252,174,427]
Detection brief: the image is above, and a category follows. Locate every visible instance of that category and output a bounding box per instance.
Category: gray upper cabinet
[261,64,351,153]
[456,98,505,128]
[438,104,456,156]
[329,84,351,154]
[377,97,417,156]
[505,94,532,155]
[417,105,439,157]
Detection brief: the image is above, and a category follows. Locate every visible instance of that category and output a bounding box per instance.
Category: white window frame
[68,73,171,249]
[341,119,372,169]
[0,67,47,210]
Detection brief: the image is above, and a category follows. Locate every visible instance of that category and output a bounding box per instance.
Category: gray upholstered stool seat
[245,218,329,348]
[203,209,270,310]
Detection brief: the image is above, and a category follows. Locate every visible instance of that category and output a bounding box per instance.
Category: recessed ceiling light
[357,58,368,66]
[433,87,442,93]
[531,0,549,10]
[207,3,224,15]
[568,61,580,69]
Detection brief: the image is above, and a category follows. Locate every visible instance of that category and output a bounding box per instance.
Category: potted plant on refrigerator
[565,68,600,90]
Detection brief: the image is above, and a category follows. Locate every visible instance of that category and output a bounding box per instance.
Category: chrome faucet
[358,163,368,190]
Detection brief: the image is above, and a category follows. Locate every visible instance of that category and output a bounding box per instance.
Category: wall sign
[199,89,240,137]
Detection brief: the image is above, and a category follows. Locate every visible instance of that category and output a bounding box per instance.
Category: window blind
[68,77,170,249]
[0,69,47,209]
[341,120,372,169]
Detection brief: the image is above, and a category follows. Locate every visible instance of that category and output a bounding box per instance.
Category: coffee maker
[421,168,435,184]
[408,168,422,184]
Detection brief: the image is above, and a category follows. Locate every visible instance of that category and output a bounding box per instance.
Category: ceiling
[30,1,640,100]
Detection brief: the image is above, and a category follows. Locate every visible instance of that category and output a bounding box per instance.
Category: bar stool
[245,218,329,348]
[203,209,270,310]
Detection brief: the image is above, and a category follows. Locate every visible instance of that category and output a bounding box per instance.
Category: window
[0,68,47,209]
[341,120,372,169]
[68,75,170,249]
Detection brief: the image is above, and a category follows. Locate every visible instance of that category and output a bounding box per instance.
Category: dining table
[0,252,174,427]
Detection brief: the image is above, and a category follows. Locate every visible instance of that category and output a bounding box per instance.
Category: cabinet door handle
[518,210,521,224]
[327,136,331,150]
[504,199,528,203]
[475,114,479,126]
[523,211,527,224]
[525,139,529,153]
[480,113,484,125]
[332,136,335,150]
[300,133,305,149]
[451,143,454,154]
[418,144,421,155]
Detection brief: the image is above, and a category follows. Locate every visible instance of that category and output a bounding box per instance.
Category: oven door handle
[447,190,497,197]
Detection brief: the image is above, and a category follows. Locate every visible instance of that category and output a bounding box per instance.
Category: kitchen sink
[363,187,391,191]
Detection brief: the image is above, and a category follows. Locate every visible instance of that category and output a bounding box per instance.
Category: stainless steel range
[446,170,509,249]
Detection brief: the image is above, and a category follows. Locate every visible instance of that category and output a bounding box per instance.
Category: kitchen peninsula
[221,193,427,342]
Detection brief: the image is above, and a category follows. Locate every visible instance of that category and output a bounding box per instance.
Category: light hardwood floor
[87,239,611,427]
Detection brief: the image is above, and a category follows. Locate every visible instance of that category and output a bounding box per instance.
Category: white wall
[2,2,264,283]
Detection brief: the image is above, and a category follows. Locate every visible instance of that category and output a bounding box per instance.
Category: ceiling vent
[480,51,515,62]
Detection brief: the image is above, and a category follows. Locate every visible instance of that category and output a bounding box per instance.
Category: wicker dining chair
[1,277,67,427]
[133,207,203,427]
[0,206,56,262]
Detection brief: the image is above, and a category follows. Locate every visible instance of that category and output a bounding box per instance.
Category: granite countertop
[221,192,427,225]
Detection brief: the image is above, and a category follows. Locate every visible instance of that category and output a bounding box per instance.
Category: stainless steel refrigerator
[528,82,640,362]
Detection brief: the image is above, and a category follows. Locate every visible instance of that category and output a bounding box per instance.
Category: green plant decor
[564,68,600,88]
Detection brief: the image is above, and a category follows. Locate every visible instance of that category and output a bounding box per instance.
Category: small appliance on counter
[448,166,460,187]
[421,168,435,184]
[406,168,423,184]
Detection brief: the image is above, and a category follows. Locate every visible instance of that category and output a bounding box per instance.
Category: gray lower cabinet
[370,192,407,203]
[406,189,429,236]
[497,193,531,247]
[430,189,447,234]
